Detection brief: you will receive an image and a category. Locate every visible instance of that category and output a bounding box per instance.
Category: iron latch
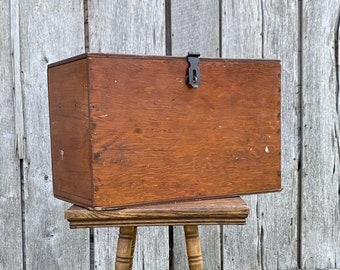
[187,52,200,88]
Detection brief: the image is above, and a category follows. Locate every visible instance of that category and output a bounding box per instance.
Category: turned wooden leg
[184,225,203,270]
[115,226,137,270]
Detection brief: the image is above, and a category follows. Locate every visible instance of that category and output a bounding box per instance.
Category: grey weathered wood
[257,1,300,269]
[222,1,299,269]
[0,1,23,269]
[87,1,168,269]
[133,227,169,269]
[11,0,25,159]
[93,228,119,268]
[171,0,220,57]
[88,0,165,55]
[4,2,340,269]
[222,1,262,59]
[18,1,90,269]
[170,1,221,269]
[301,1,340,269]
[221,2,262,269]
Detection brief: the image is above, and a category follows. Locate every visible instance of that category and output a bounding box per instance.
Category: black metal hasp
[187,52,200,88]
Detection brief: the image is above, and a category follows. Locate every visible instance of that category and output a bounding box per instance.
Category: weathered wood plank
[18,1,90,269]
[222,1,300,268]
[222,1,300,269]
[258,1,300,269]
[171,0,220,57]
[88,0,165,55]
[0,1,22,269]
[170,1,221,269]
[301,1,340,268]
[221,1,263,269]
[87,1,168,269]
[11,0,25,159]
[222,1,262,59]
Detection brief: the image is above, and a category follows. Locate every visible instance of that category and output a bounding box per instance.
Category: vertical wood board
[257,1,300,269]
[88,1,168,269]
[88,0,165,55]
[222,1,300,269]
[0,1,23,269]
[19,1,90,269]
[221,1,263,269]
[170,1,221,269]
[222,0,262,59]
[171,0,220,57]
[301,1,340,268]
[3,1,340,269]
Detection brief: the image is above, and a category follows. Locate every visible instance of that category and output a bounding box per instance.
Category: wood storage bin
[47,53,281,209]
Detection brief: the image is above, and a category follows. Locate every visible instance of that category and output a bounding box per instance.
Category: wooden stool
[65,197,249,270]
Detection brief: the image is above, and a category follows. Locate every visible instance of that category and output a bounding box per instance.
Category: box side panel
[89,56,281,208]
[48,58,93,207]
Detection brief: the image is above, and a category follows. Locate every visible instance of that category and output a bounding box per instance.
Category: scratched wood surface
[65,197,249,227]
[221,1,300,269]
[87,1,168,269]
[1,1,340,269]
[0,1,22,269]
[48,54,281,208]
[221,2,264,269]
[17,1,90,269]
[301,1,340,268]
[258,1,300,269]
[170,1,222,269]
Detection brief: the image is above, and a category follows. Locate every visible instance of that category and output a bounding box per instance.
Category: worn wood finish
[88,0,165,55]
[170,2,222,269]
[170,2,221,269]
[65,197,249,228]
[301,1,340,268]
[184,225,203,270]
[171,0,220,57]
[87,2,168,269]
[222,1,300,269]
[48,54,281,209]
[222,1,301,269]
[257,1,300,269]
[11,0,25,159]
[114,225,206,270]
[115,226,137,270]
[3,2,340,269]
[48,58,93,206]
[18,1,90,269]
[66,197,248,269]
[221,2,264,269]
[0,1,22,269]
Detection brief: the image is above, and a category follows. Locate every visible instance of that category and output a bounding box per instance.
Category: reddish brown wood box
[48,53,281,209]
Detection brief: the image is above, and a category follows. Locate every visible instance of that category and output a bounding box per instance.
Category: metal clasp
[187,52,200,88]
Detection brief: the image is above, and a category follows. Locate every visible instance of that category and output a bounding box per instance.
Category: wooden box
[48,53,281,209]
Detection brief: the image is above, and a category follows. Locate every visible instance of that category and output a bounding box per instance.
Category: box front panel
[48,59,93,206]
[88,56,281,207]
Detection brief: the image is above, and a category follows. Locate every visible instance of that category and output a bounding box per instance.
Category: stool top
[65,196,249,228]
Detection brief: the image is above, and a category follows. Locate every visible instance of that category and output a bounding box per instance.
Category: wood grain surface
[0,1,22,268]
[18,1,90,269]
[48,54,281,209]
[184,225,203,270]
[115,226,137,270]
[221,1,300,269]
[170,1,222,269]
[301,1,340,268]
[65,197,249,228]
[87,2,168,269]
[48,58,93,206]
[2,2,339,269]
[256,1,300,269]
